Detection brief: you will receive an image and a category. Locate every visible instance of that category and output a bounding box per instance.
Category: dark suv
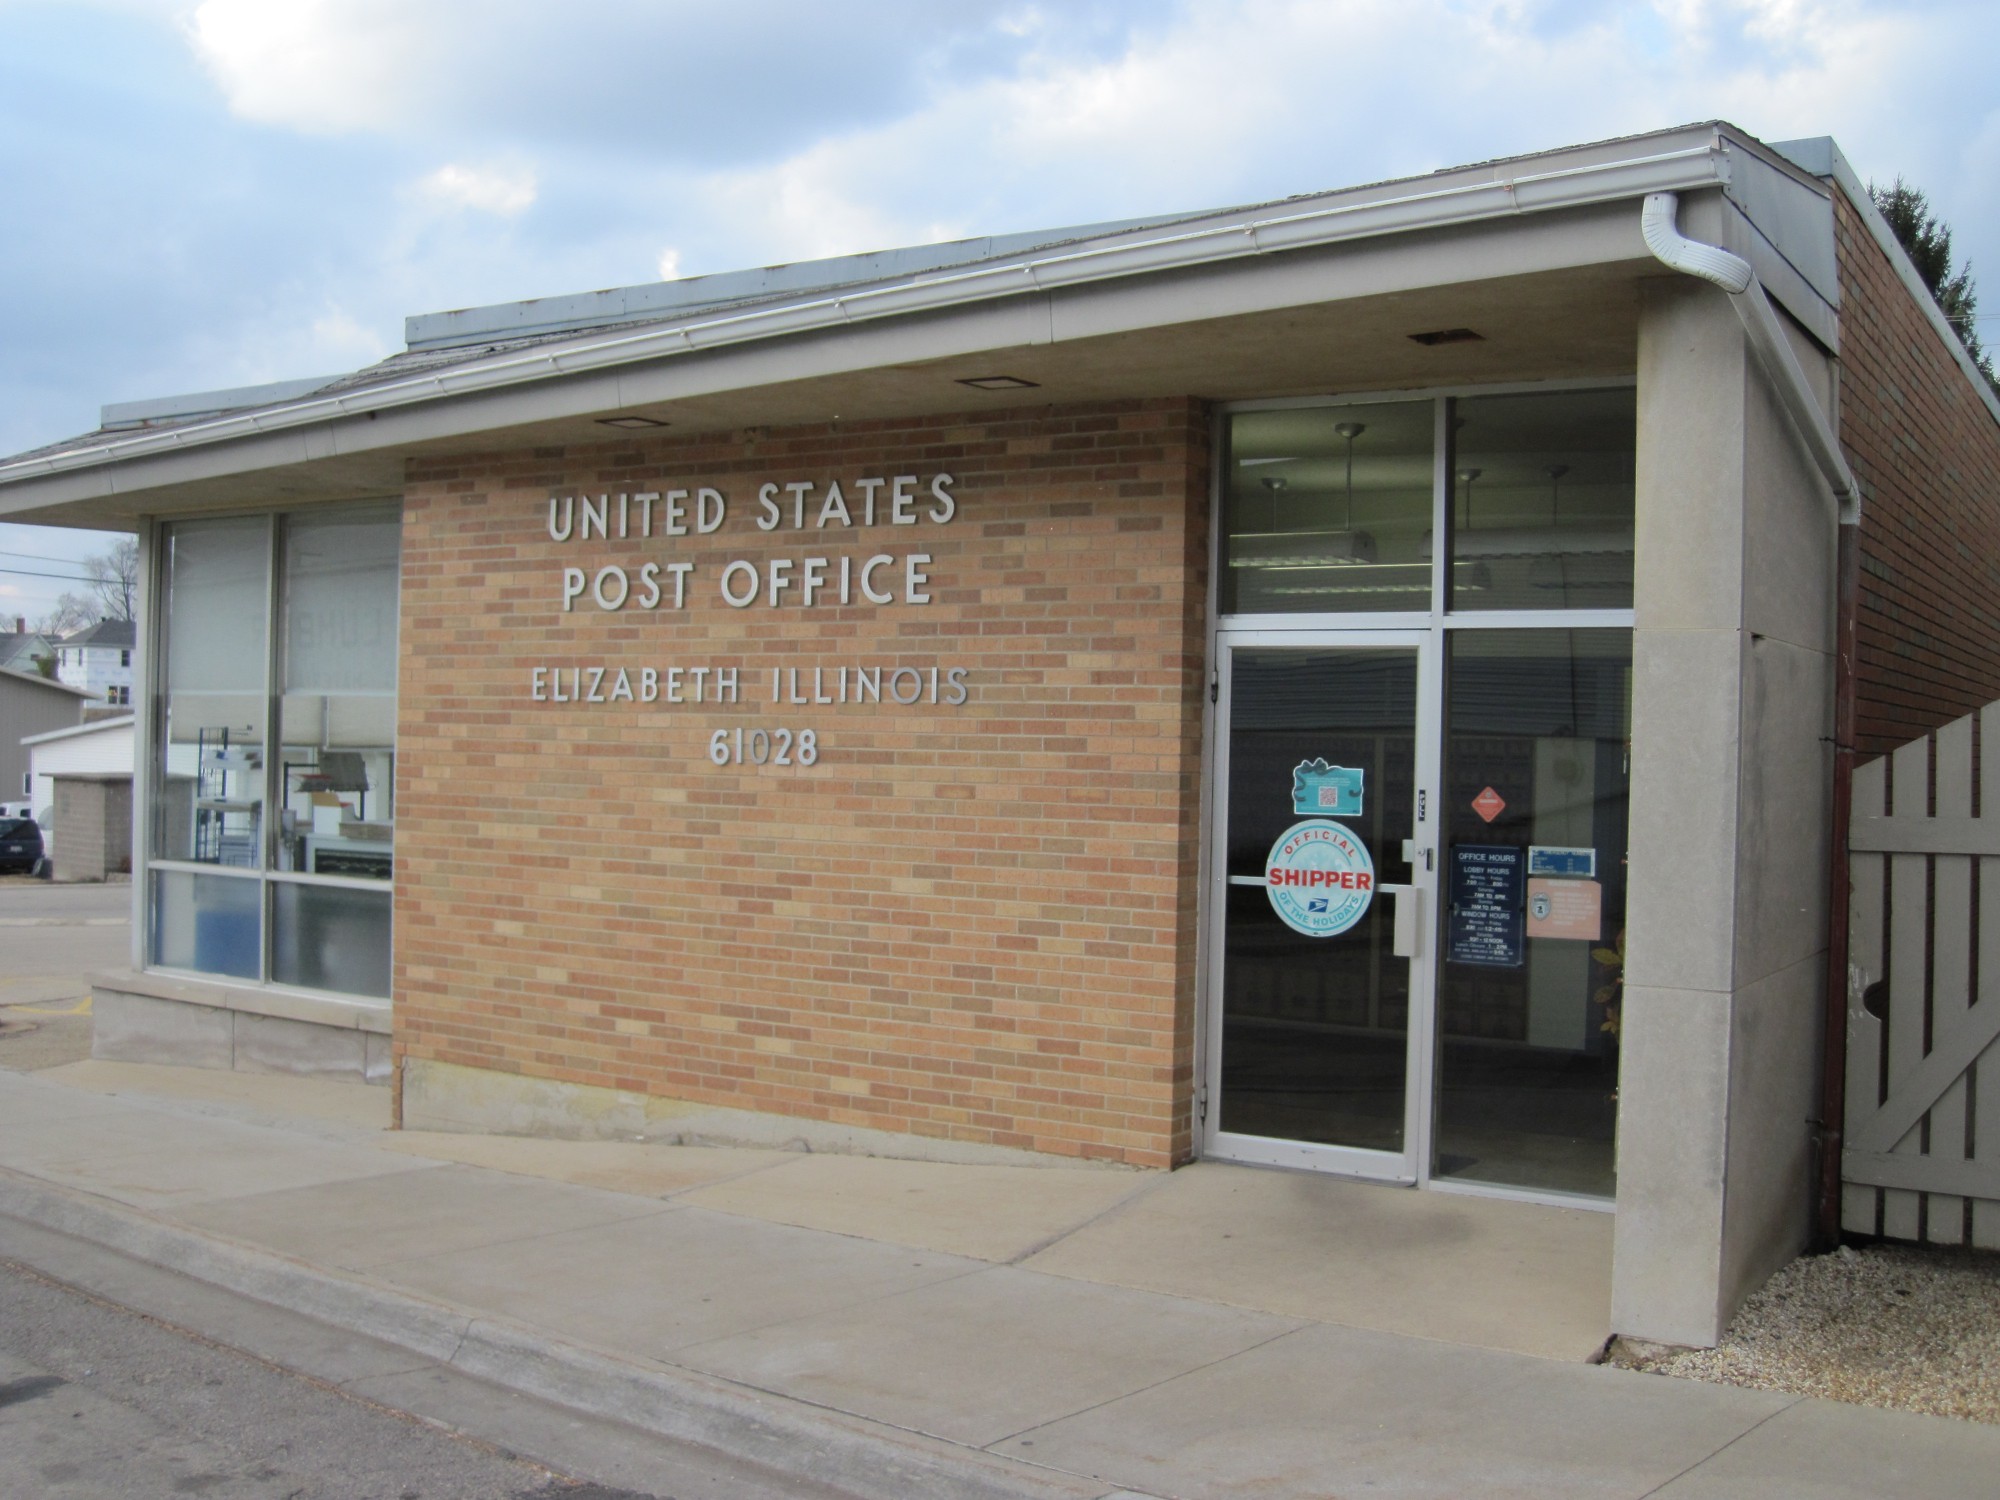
[0,818,44,874]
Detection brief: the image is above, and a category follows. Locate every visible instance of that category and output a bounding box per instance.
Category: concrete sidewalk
[0,1062,1992,1500]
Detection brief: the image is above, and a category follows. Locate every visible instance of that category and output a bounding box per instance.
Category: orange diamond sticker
[1472,787,1506,823]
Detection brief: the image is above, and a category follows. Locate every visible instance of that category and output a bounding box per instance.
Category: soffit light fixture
[957,374,1041,390]
[596,415,669,429]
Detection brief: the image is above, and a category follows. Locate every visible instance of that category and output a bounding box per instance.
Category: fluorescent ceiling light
[1230,528,1378,567]
[1253,561,1491,597]
[1419,526,1635,560]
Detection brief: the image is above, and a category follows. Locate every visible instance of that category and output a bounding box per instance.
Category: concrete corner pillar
[1614,275,1837,1345]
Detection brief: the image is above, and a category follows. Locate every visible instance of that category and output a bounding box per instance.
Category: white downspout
[1641,192,1862,524]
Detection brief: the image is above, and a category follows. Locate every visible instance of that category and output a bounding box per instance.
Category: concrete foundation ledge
[403,1057,1136,1170]
[89,969,391,1086]
[0,1169,1110,1500]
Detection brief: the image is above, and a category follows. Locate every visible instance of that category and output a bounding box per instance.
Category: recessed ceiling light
[596,414,669,429]
[956,374,1041,390]
[1407,328,1485,346]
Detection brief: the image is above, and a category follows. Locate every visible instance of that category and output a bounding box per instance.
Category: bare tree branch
[36,593,95,636]
[82,537,138,623]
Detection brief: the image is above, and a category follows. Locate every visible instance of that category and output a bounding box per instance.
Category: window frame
[139,501,401,1005]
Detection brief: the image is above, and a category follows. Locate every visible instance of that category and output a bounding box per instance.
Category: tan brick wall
[1836,191,2000,758]
[394,399,1211,1166]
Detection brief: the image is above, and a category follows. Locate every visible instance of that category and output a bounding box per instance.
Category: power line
[0,565,98,584]
[0,549,108,568]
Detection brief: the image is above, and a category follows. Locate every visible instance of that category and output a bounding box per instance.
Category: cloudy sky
[2,0,1995,625]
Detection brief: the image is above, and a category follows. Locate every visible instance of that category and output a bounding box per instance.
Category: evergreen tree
[1870,176,1995,389]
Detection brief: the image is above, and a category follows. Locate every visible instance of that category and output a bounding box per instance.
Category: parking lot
[0,878,128,1072]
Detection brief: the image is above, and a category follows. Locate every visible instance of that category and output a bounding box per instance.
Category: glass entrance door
[1206,632,1436,1179]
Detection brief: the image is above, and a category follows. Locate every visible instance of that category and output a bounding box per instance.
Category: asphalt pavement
[0,875,126,1072]
[0,1254,620,1499]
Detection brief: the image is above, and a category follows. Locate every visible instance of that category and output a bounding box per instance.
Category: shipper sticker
[1265,819,1375,938]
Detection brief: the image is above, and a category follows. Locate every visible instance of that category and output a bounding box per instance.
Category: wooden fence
[1844,704,2000,1247]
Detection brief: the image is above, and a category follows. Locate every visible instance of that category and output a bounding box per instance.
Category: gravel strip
[1609,1243,2000,1423]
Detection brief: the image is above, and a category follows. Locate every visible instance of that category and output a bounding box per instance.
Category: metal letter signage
[1265,819,1376,938]
[1291,760,1364,817]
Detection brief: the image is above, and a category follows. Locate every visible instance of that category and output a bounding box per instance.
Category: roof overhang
[0,123,1837,529]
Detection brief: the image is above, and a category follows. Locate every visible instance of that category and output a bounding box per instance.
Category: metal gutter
[1641,191,1862,523]
[0,142,1731,490]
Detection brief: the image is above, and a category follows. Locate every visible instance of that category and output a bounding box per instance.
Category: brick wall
[394,399,1210,1167]
[1836,190,2000,758]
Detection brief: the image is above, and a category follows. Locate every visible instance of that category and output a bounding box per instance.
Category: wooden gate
[1844,704,2000,1247]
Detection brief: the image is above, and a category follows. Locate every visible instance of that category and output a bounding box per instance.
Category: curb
[0,1167,1124,1500]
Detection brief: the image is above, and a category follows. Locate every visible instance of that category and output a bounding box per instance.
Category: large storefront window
[1449,388,1636,612]
[148,504,399,999]
[1220,387,1636,616]
[1435,629,1630,1197]
[1220,400,1435,613]
[1208,385,1635,1204]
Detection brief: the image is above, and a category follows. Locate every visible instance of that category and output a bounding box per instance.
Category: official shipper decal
[1265,819,1376,938]
[1291,759,1364,817]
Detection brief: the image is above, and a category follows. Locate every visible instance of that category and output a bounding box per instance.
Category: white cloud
[667,0,1998,282]
[656,248,683,281]
[413,163,538,217]
[185,0,428,134]
[309,307,393,364]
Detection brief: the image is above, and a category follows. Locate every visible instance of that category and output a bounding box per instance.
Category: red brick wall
[1836,190,2000,758]
[394,399,1210,1167]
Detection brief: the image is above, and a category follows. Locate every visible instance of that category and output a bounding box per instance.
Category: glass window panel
[1435,628,1630,1197]
[1221,401,1435,613]
[279,508,399,881]
[150,869,261,979]
[153,518,268,867]
[284,506,399,692]
[1449,388,1636,612]
[271,881,391,998]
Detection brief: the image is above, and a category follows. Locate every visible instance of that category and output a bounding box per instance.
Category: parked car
[0,817,45,874]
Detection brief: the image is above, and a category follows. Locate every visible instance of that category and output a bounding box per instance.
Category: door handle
[1379,883,1423,958]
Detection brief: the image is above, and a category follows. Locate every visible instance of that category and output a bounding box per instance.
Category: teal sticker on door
[1292,760,1364,817]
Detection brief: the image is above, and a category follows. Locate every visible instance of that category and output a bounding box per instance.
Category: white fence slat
[1927,718,1974,1241]
[1843,1149,2000,1198]
[1978,705,2000,1247]
[1845,756,1890,1237]
[1850,817,2000,855]
[1883,735,1932,1241]
[1845,838,1886,1236]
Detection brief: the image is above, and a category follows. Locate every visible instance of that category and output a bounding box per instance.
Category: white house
[55,618,136,705]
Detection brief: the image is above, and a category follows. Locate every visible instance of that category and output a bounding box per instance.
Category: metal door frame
[1200,626,1442,1183]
